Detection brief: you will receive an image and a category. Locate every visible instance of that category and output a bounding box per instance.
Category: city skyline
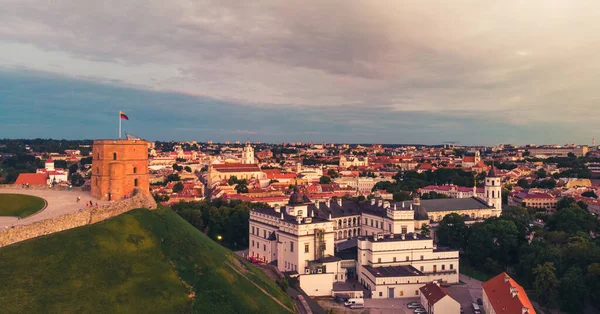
[1,1,600,144]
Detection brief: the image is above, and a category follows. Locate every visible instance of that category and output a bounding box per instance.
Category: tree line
[170,199,269,251]
[436,200,600,313]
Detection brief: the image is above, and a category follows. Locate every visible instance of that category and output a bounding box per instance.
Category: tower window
[113,152,117,160]
[134,178,138,187]
[97,153,100,160]
[133,167,137,174]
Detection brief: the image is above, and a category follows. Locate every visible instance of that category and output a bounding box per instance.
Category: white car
[414,308,427,314]
[407,302,421,309]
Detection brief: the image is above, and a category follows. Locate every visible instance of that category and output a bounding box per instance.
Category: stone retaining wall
[0,184,89,192]
[0,191,157,247]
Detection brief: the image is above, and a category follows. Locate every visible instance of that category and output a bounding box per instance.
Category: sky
[1,0,599,145]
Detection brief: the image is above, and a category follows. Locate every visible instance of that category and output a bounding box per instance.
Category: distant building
[419,283,461,314]
[339,155,368,168]
[462,151,481,168]
[528,146,588,158]
[420,184,485,199]
[91,139,150,201]
[508,191,557,212]
[36,158,68,184]
[482,273,536,314]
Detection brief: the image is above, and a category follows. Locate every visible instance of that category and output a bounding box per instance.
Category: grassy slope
[0,207,294,314]
[0,193,46,218]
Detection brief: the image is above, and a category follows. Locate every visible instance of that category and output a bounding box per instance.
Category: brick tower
[91,139,149,201]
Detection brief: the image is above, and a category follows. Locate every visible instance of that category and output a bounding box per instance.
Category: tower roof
[487,164,498,177]
[288,189,311,205]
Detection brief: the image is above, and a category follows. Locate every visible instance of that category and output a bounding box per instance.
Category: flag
[120,111,129,120]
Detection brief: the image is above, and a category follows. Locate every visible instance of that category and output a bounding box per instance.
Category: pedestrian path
[0,189,109,229]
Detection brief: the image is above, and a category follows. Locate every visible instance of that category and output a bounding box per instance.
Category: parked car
[477,298,483,305]
[344,298,364,308]
[407,302,421,309]
[460,306,464,313]
[413,308,427,314]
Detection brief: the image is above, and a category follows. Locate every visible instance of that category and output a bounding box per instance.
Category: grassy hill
[0,206,294,314]
[0,193,46,218]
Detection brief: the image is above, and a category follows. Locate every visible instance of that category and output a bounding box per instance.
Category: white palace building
[248,168,503,299]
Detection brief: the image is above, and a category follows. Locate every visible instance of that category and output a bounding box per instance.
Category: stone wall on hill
[0,190,157,248]
[0,184,89,192]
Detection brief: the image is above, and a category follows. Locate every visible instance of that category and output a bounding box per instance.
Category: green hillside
[0,207,295,314]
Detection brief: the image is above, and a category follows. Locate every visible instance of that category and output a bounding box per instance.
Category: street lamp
[217,235,222,241]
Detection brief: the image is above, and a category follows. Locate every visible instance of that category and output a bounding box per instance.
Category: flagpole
[119,110,121,139]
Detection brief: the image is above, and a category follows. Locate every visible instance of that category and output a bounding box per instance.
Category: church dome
[288,190,311,205]
[414,205,429,221]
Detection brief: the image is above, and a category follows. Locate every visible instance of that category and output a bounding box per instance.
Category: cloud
[0,0,599,133]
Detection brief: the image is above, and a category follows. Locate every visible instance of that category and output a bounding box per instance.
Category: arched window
[338,231,342,239]
[492,180,495,186]
[492,191,495,198]
[353,229,357,237]
[353,217,357,226]
[133,167,137,174]
[334,233,337,240]
[343,219,347,228]
[338,220,342,228]
[343,230,347,239]
[134,178,138,187]
[113,152,117,160]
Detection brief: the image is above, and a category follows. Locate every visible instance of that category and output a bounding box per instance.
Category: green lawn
[0,194,46,218]
[459,258,493,282]
[0,206,294,314]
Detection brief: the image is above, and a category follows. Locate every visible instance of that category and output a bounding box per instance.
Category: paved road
[365,297,420,314]
[0,189,109,229]
[460,274,483,302]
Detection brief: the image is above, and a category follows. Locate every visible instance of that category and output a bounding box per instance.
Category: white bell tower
[242,142,255,164]
[485,164,502,215]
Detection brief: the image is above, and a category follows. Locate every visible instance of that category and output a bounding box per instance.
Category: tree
[516,179,529,189]
[70,173,85,187]
[537,179,556,189]
[393,191,411,201]
[172,163,183,172]
[54,160,67,169]
[173,181,184,193]
[319,176,332,184]
[536,168,547,178]
[327,169,339,178]
[167,173,180,182]
[437,213,468,250]
[533,262,560,310]
[582,190,598,199]
[556,197,576,210]
[235,182,249,193]
[588,263,600,308]
[523,151,531,157]
[420,224,430,237]
[184,166,192,173]
[68,163,79,176]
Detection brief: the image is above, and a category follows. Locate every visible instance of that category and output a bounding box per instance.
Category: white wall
[298,273,335,297]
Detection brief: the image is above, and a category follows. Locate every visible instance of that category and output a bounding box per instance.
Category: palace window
[406,256,409,261]
[393,257,396,262]
[450,264,454,270]
[252,240,254,247]
[420,255,424,260]
[263,244,266,251]
[378,258,381,263]
[113,152,117,160]
[442,265,445,270]
[290,242,294,252]
[133,167,137,174]
[134,179,138,187]
[415,290,419,296]
[420,266,424,272]
[305,243,309,253]
[252,226,255,234]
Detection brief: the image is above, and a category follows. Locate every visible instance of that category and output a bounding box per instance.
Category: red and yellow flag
[120,111,129,120]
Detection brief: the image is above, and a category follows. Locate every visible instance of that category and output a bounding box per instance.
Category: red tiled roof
[419,283,451,305]
[15,173,48,185]
[482,272,535,314]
